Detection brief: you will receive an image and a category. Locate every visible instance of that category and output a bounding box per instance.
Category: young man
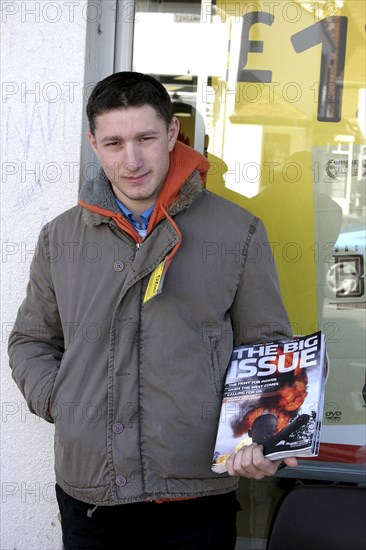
[8,72,297,549]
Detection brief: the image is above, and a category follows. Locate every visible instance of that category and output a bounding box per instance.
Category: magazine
[212,331,327,473]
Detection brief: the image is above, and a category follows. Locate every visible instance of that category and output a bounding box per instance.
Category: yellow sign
[203,0,365,461]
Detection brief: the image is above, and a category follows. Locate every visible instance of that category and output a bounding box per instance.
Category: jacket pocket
[208,336,223,401]
[48,348,69,421]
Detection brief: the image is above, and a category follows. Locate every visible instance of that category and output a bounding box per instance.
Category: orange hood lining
[146,140,209,234]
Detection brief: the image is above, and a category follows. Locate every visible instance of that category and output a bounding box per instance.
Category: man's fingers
[283,457,298,468]
[226,444,299,478]
[226,444,277,478]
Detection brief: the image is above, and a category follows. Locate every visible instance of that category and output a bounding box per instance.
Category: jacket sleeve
[8,224,64,423]
[230,217,293,345]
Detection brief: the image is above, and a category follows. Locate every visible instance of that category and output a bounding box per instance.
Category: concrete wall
[1,1,89,547]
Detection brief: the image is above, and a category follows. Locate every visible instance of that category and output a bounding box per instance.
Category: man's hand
[226,443,298,479]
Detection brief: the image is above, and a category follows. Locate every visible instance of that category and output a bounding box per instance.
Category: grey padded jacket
[8,150,291,506]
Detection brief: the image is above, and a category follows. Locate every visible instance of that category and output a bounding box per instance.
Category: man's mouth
[122,172,149,184]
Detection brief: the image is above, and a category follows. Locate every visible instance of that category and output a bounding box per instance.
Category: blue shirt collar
[115,198,155,232]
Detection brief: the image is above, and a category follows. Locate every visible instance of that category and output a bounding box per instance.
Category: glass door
[128,0,366,546]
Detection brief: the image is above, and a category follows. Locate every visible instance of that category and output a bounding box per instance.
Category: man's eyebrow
[100,135,120,143]
[100,130,160,144]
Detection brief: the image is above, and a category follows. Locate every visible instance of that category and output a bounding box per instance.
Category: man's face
[88,105,179,215]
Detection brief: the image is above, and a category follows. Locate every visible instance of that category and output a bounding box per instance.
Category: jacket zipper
[109,221,142,253]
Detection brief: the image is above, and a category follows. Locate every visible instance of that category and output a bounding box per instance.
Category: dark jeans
[56,484,239,550]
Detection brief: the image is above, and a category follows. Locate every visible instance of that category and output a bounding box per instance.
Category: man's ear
[87,131,99,157]
[167,116,180,152]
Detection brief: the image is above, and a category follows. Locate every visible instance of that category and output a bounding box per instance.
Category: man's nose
[122,144,142,173]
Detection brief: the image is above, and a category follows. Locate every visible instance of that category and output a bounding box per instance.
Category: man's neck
[111,186,160,219]
[115,197,155,228]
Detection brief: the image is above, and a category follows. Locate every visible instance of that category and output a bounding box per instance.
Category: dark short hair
[87,72,172,135]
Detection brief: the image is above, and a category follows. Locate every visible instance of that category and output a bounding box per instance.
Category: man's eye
[138,136,153,142]
[106,142,118,146]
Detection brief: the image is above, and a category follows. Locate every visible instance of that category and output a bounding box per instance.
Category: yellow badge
[143,260,167,303]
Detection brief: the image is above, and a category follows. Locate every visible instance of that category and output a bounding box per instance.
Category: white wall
[1,1,88,548]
